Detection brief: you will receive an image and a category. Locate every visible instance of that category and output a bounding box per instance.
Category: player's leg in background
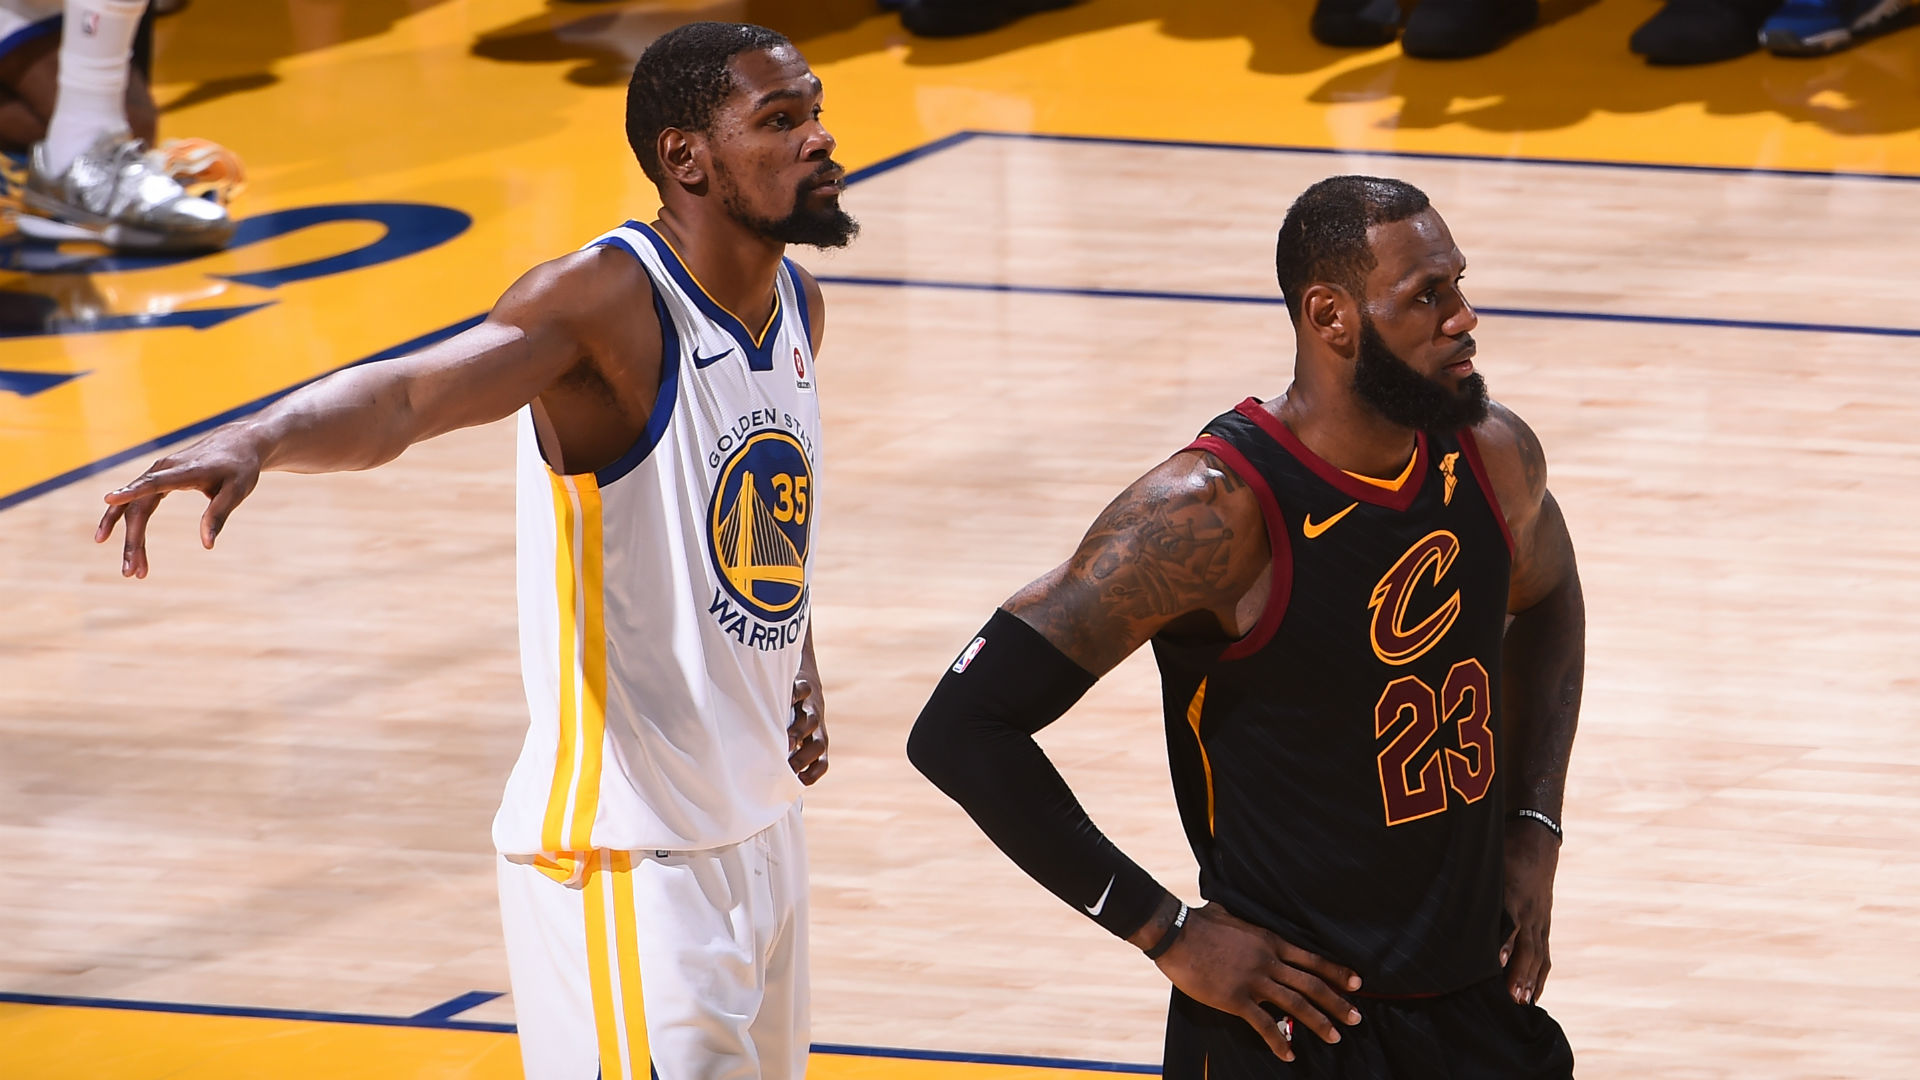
[497,854,606,1080]
[0,82,43,146]
[16,0,231,251]
[15,2,161,144]
[0,37,53,149]
[42,0,148,170]
[0,3,151,154]
[749,801,811,1080]
[0,4,62,151]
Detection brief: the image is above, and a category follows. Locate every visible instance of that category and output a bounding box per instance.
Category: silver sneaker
[19,131,234,252]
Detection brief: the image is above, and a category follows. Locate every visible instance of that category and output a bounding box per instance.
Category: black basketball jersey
[1151,397,1515,996]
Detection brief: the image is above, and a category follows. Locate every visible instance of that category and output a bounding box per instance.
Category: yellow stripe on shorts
[585,851,649,1080]
[611,857,651,1069]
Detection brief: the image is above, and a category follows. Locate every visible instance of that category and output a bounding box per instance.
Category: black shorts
[1163,976,1574,1080]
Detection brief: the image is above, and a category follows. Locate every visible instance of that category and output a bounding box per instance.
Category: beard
[1352,315,1489,432]
[720,161,860,249]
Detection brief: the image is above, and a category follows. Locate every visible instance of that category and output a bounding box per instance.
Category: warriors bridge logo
[707,429,811,641]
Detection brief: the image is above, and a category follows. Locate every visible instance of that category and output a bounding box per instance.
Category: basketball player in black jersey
[909,176,1584,1078]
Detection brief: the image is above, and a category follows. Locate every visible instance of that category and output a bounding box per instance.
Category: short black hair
[1274,176,1431,321]
[626,22,793,184]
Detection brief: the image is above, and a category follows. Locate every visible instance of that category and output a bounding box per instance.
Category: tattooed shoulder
[1005,450,1267,674]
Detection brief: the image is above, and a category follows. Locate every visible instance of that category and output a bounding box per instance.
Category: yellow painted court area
[0,999,1140,1080]
[1,1002,527,1080]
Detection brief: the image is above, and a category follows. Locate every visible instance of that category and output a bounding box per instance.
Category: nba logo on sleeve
[952,637,987,673]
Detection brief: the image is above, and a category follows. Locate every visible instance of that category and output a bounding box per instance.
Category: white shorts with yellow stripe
[497,800,809,1080]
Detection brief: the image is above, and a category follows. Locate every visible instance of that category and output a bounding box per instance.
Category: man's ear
[1302,283,1359,354]
[657,128,708,190]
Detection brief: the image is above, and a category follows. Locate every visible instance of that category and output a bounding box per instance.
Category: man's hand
[1500,818,1559,1004]
[95,426,266,579]
[788,676,828,785]
[1146,902,1363,1061]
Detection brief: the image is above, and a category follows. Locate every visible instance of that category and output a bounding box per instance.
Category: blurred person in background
[1630,0,1911,61]
[881,0,1912,59]
[0,0,232,251]
[1312,0,1538,58]
[1756,0,1915,53]
[1629,0,1784,62]
[883,0,1083,38]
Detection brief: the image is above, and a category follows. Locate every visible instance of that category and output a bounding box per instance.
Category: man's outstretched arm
[908,451,1363,1062]
[95,248,654,577]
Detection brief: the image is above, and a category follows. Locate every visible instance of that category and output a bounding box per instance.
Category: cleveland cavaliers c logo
[1368,530,1462,666]
[708,430,812,621]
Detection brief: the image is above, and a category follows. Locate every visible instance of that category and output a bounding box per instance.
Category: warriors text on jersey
[493,221,821,862]
[1151,398,1514,995]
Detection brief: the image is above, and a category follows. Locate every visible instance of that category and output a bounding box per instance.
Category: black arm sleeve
[906,609,1172,941]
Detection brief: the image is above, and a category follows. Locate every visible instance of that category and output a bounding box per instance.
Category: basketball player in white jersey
[92,22,850,1080]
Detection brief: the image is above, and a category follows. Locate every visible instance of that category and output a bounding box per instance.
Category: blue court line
[845,130,980,185]
[813,1043,1159,1074]
[960,129,1920,184]
[0,368,84,396]
[0,313,485,515]
[820,275,1283,309]
[813,273,1920,341]
[0,990,1161,1073]
[0,989,515,1034]
[856,128,1920,185]
[409,989,504,1022]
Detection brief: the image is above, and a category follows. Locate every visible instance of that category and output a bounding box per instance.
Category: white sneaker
[20,130,234,252]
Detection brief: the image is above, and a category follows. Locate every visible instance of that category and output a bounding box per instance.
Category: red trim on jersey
[1456,426,1516,557]
[1233,397,1428,512]
[1186,435,1292,662]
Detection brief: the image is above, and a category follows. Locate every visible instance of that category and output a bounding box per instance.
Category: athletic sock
[44,0,149,175]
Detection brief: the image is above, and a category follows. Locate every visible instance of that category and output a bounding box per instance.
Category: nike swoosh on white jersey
[1086,875,1115,916]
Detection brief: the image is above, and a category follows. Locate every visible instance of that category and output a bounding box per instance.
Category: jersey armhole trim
[1187,435,1293,662]
[1455,427,1516,557]
[784,257,813,357]
[582,236,682,487]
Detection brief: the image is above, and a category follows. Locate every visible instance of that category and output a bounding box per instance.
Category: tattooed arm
[1004,448,1272,674]
[909,449,1363,1062]
[1472,401,1585,1006]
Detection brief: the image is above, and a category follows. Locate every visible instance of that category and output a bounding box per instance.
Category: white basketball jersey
[493,221,820,860]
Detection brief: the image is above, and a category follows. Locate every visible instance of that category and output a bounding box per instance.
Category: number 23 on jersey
[1367,529,1497,827]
